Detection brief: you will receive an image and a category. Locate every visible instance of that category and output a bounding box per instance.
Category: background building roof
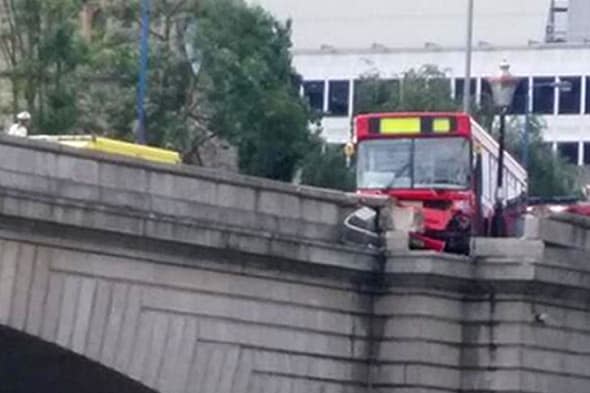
[248,0,553,50]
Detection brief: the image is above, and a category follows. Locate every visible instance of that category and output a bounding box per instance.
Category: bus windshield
[357,137,471,190]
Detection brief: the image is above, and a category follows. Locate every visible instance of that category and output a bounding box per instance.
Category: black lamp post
[487,60,518,237]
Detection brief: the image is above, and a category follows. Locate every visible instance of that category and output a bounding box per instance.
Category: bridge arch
[0,324,158,393]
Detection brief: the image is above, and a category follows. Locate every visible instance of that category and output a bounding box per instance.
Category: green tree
[0,0,88,132]
[77,0,200,146]
[354,65,457,115]
[191,0,312,180]
[80,0,313,181]
[299,133,356,191]
[500,116,578,197]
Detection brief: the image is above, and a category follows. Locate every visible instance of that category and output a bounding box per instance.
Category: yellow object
[29,135,181,164]
[432,118,451,133]
[380,117,421,134]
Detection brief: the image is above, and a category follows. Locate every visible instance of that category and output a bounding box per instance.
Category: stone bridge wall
[0,135,589,393]
[0,135,384,254]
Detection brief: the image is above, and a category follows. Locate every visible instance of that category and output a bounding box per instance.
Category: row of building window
[302,76,590,117]
[553,141,590,166]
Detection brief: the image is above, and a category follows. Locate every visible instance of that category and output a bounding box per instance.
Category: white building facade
[248,0,590,167]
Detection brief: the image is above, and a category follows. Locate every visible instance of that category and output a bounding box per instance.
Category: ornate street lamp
[486,60,518,237]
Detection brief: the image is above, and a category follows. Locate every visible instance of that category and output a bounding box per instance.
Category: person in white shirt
[7,111,31,137]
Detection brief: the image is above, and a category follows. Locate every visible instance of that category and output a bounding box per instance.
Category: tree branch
[168,0,189,18]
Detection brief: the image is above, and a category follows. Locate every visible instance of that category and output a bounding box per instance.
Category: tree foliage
[0,0,88,131]
[500,116,578,197]
[76,0,313,181]
[0,0,314,181]
[354,65,457,114]
[299,133,356,191]
[77,0,202,147]
[191,0,312,180]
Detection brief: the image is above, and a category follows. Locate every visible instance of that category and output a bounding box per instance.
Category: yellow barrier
[29,135,181,164]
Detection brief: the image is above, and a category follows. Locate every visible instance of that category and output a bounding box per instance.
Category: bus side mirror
[344,142,355,168]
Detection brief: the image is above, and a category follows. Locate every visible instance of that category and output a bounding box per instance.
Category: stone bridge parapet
[0,135,589,393]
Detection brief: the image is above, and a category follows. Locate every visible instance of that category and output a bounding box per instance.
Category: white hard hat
[16,111,31,120]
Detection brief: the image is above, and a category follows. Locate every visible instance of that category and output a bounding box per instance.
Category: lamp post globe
[486,60,518,237]
[488,60,518,109]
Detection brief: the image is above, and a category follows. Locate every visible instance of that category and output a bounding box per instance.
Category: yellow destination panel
[433,118,451,133]
[380,118,421,134]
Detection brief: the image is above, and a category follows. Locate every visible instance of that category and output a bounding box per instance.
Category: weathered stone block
[383,317,461,342]
[0,168,52,194]
[375,294,462,319]
[98,162,149,192]
[523,215,541,239]
[301,198,339,224]
[384,230,409,251]
[217,183,256,211]
[403,365,460,390]
[56,154,99,184]
[470,237,544,259]
[462,370,521,391]
[258,190,301,219]
[539,215,590,252]
[378,340,461,365]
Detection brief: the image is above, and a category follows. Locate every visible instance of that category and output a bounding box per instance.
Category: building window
[327,80,350,116]
[557,142,579,165]
[480,79,493,109]
[303,81,325,113]
[584,143,590,165]
[353,79,399,115]
[585,77,590,114]
[558,76,581,114]
[532,77,556,114]
[454,78,476,104]
[508,78,529,114]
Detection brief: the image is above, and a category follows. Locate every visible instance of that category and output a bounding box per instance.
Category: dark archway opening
[0,325,159,393]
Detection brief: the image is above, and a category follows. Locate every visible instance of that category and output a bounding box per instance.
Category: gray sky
[247,0,552,50]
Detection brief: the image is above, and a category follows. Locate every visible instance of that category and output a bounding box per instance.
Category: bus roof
[355,112,470,119]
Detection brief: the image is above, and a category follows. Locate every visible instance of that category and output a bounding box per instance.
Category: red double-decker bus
[354,112,527,253]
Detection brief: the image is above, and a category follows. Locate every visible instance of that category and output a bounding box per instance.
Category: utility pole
[463,0,474,114]
[136,0,151,145]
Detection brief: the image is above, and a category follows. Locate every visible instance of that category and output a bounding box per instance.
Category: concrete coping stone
[0,135,389,208]
[470,238,545,259]
[549,212,590,229]
[387,250,471,262]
